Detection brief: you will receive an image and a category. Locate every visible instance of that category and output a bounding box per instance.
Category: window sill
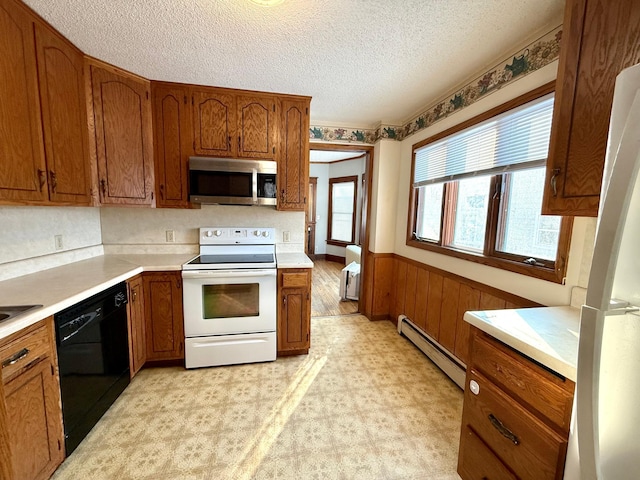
[327,240,354,247]
[405,238,565,284]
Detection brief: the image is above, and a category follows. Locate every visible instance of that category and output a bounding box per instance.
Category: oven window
[202,284,260,318]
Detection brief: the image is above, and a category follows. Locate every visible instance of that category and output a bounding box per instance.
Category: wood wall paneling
[403,264,418,322]
[454,284,480,364]
[439,277,460,354]
[413,268,429,333]
[392,261,408,323]
[425,272,443,339]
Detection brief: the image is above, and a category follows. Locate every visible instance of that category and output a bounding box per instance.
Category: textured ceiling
[23,0,564,127]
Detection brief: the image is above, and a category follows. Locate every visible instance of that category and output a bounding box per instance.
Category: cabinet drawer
[280,272,309,288]
[0,325,51,383]
[458,426,516,480]
[462,370,567,480]
[472,333,574,432]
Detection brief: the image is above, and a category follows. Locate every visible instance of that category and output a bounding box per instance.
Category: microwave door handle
[182,270,276,279]
[252,168,258,204]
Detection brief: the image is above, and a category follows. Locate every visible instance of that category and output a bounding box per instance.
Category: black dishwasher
[54,282,130,455]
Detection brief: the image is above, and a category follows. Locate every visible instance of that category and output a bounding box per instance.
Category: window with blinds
[407,87,573,283]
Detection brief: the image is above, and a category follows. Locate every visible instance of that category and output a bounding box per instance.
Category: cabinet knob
[100,179,107,196]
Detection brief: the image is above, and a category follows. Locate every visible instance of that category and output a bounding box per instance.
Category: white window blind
[413,94,554,187]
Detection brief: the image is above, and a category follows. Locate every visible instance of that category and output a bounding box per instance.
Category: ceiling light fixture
[250,0,285,6]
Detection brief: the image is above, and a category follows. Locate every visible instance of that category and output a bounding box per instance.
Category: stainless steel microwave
[188,157,277,206]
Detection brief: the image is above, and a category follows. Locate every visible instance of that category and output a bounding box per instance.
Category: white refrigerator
[564,62,640,479]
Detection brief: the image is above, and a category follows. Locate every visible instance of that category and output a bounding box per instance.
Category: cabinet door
[0,0,47,203]
[4,359,64,480]
[91,65,154,205]
[192,89,236,157]
[143,272,184,361]
[278,98,310,211]
[152,83,191,208]
[127,275,146,377]
[35,22,91,205]
[542,0,640,216]
[278,269,311,355]
[237,94,277,160]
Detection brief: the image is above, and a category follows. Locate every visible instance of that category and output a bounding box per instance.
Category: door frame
[309,142,375,316]
[306,177,318,258]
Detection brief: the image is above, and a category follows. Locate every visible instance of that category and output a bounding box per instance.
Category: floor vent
[397,315,466,389]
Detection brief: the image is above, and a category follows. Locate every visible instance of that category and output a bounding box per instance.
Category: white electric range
[182,227,277,368]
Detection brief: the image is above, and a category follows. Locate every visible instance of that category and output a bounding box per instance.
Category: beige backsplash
[100,205,306,253]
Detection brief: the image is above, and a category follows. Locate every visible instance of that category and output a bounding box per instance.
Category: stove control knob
[262,231,269,237]
[205,230,213,237]
[254,230,261,237]
[214,230,223,237]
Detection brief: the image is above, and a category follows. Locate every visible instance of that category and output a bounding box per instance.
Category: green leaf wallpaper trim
[310,25,562,145]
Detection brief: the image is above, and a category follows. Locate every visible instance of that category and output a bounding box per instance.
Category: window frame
[406,82,573,284]
[327,175,358,247]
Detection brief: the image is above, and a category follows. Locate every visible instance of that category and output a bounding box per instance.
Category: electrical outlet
[54,235,63,251]
[166,230,175,243]
[283,231,291,243]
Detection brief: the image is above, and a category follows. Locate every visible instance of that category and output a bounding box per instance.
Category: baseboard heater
[397,315,466,389]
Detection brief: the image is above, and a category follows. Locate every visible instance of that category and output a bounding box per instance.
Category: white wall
[309,163,329,254]
[100,205,305,254]
[0,206,103,281]
[310,157,366,258]
[369,139,402,253]
[368,61,597,306]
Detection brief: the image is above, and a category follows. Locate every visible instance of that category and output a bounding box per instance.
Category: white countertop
[464,306,580,382]
[276,252,314,269]
[0,251,312,340]
[0,254,194,340]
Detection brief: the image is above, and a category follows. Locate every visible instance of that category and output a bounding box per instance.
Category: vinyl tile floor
[52,315,463,480]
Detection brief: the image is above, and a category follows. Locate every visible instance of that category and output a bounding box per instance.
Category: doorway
[307,144,374,317]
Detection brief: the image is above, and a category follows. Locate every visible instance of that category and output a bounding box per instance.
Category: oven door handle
[182,269,276,279]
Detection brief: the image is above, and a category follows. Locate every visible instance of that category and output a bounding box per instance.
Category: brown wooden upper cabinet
[0,0,47,204]
[278,98,310,211]
[35,22,92,205]
[237,94,278,160]
[542,0,640,217]
[192,88,278,161]
[0,0,92,206]
[152,82,192,208]
[192,89,236,157]
[90,63,155,206]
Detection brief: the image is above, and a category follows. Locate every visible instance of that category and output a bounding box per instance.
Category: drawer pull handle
[488,413,520,445]
[2,348,30,368]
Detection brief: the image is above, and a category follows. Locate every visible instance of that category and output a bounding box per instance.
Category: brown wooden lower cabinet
[143,271,184,361]
[277,268,311,356]
[0,318,64,480]
[457,328,574,480]
[127,274,147,376]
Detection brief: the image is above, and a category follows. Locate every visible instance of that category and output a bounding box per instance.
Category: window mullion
[484,175,502,256]
[442,182,458,245]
